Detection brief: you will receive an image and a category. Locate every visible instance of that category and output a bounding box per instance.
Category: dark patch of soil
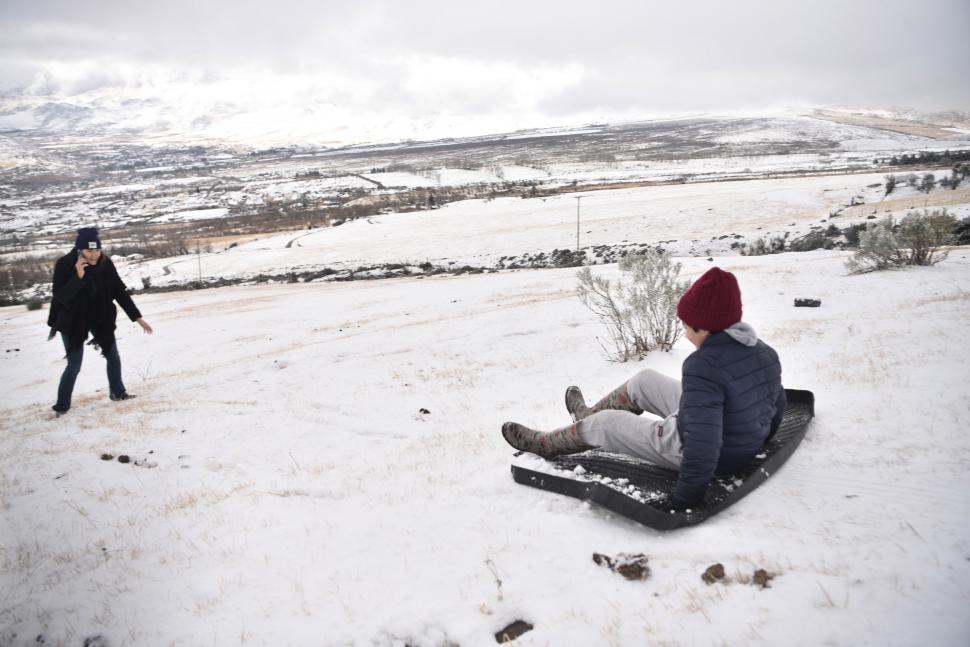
[752,568,775,588]
[592,552,650,581]
[495,620,533,643]
[117,455,130,464]
[702,563,726,584]
[100,453,113,461]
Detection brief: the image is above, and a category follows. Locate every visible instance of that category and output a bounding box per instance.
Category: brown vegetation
[813,109,960,139]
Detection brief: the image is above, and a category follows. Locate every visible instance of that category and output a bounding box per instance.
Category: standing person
[48,227,153,416]
[501,267,785,510]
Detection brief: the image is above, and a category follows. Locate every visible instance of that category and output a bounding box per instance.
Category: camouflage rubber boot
[501,421,592,458]
[565,383,644,422]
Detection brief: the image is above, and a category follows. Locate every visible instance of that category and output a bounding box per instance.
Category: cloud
[0,0,967,142]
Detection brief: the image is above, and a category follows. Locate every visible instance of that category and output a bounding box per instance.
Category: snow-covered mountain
[3,76,968,150]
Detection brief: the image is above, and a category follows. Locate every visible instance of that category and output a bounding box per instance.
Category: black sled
[509,389,814,530]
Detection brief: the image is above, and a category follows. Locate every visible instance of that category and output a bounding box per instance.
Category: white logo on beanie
[87,242,98,249]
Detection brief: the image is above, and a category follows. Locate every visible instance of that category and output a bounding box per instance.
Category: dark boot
[501,421,592,458]
[565,382,643,422]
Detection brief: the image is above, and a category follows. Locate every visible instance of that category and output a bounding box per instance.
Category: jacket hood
[724,321,758,347]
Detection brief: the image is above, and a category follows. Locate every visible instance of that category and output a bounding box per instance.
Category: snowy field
[2,244,969,645]
[115,170,970,289]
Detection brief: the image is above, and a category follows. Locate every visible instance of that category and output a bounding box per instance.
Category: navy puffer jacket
[674,323,785,504]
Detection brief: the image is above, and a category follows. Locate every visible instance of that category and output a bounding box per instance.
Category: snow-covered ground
[150,208,230,224]
[113,169,970,289]
[4,111,970,239]
[2,237,969,644]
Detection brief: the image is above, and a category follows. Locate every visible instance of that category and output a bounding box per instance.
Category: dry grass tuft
[163,482,253,514]
[909,289,970,308]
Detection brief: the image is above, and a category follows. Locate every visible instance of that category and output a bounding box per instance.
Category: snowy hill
[105,169,969,292]
[2,241,969,645]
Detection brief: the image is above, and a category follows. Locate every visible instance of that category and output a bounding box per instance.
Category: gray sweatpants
[577,369,683,470]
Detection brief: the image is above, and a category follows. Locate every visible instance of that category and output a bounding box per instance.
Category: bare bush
[846,209,957,274]
[884,174,896,196]
[0,255,58,297]
[842,223,868,247]
[898,209,957,265]
[788,229,835,252]
[740,234,787,256]
[954,217,970,245]
[845,220,901,273]
[576,249,689,361]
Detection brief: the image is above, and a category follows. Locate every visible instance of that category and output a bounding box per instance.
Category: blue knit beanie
[75,227,102,250]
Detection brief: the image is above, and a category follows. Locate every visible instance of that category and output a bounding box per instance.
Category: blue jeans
[55,333,126,411]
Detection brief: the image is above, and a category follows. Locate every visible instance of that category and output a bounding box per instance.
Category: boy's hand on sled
[662,496,699,514]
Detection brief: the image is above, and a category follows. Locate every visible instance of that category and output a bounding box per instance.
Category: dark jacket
[47,249,141,355]
[674,325,785,504]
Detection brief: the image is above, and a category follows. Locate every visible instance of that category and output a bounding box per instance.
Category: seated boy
[502,266,785,509]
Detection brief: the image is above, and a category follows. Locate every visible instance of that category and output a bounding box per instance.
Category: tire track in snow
[285,231,315,248]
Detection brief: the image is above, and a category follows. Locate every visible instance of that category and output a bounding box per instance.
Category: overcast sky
[1,0,968,142]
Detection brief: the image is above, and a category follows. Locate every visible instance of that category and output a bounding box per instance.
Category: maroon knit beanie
[677,267,742,331]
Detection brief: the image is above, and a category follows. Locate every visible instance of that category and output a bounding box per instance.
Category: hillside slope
[1,249,968,646]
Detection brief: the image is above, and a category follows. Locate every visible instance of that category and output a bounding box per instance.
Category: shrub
[884,174,896,196]
[26,298,44,311]
[576,249,689,361]
[899,209,957,265]
[842,223,868,247]
[953,217,970,245]
[939,173,962,190]
[0,256,57,295]
[740,234,786,256]
[846,209,957,274]
[846,219,904,273]
[788,229,834,252]
[551,248,586,267]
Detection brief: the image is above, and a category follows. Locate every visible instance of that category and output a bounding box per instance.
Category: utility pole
[196,240,202,283]
[574,196,583,252]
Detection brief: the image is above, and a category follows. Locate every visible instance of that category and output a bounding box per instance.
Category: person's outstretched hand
[136,318,153,334]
